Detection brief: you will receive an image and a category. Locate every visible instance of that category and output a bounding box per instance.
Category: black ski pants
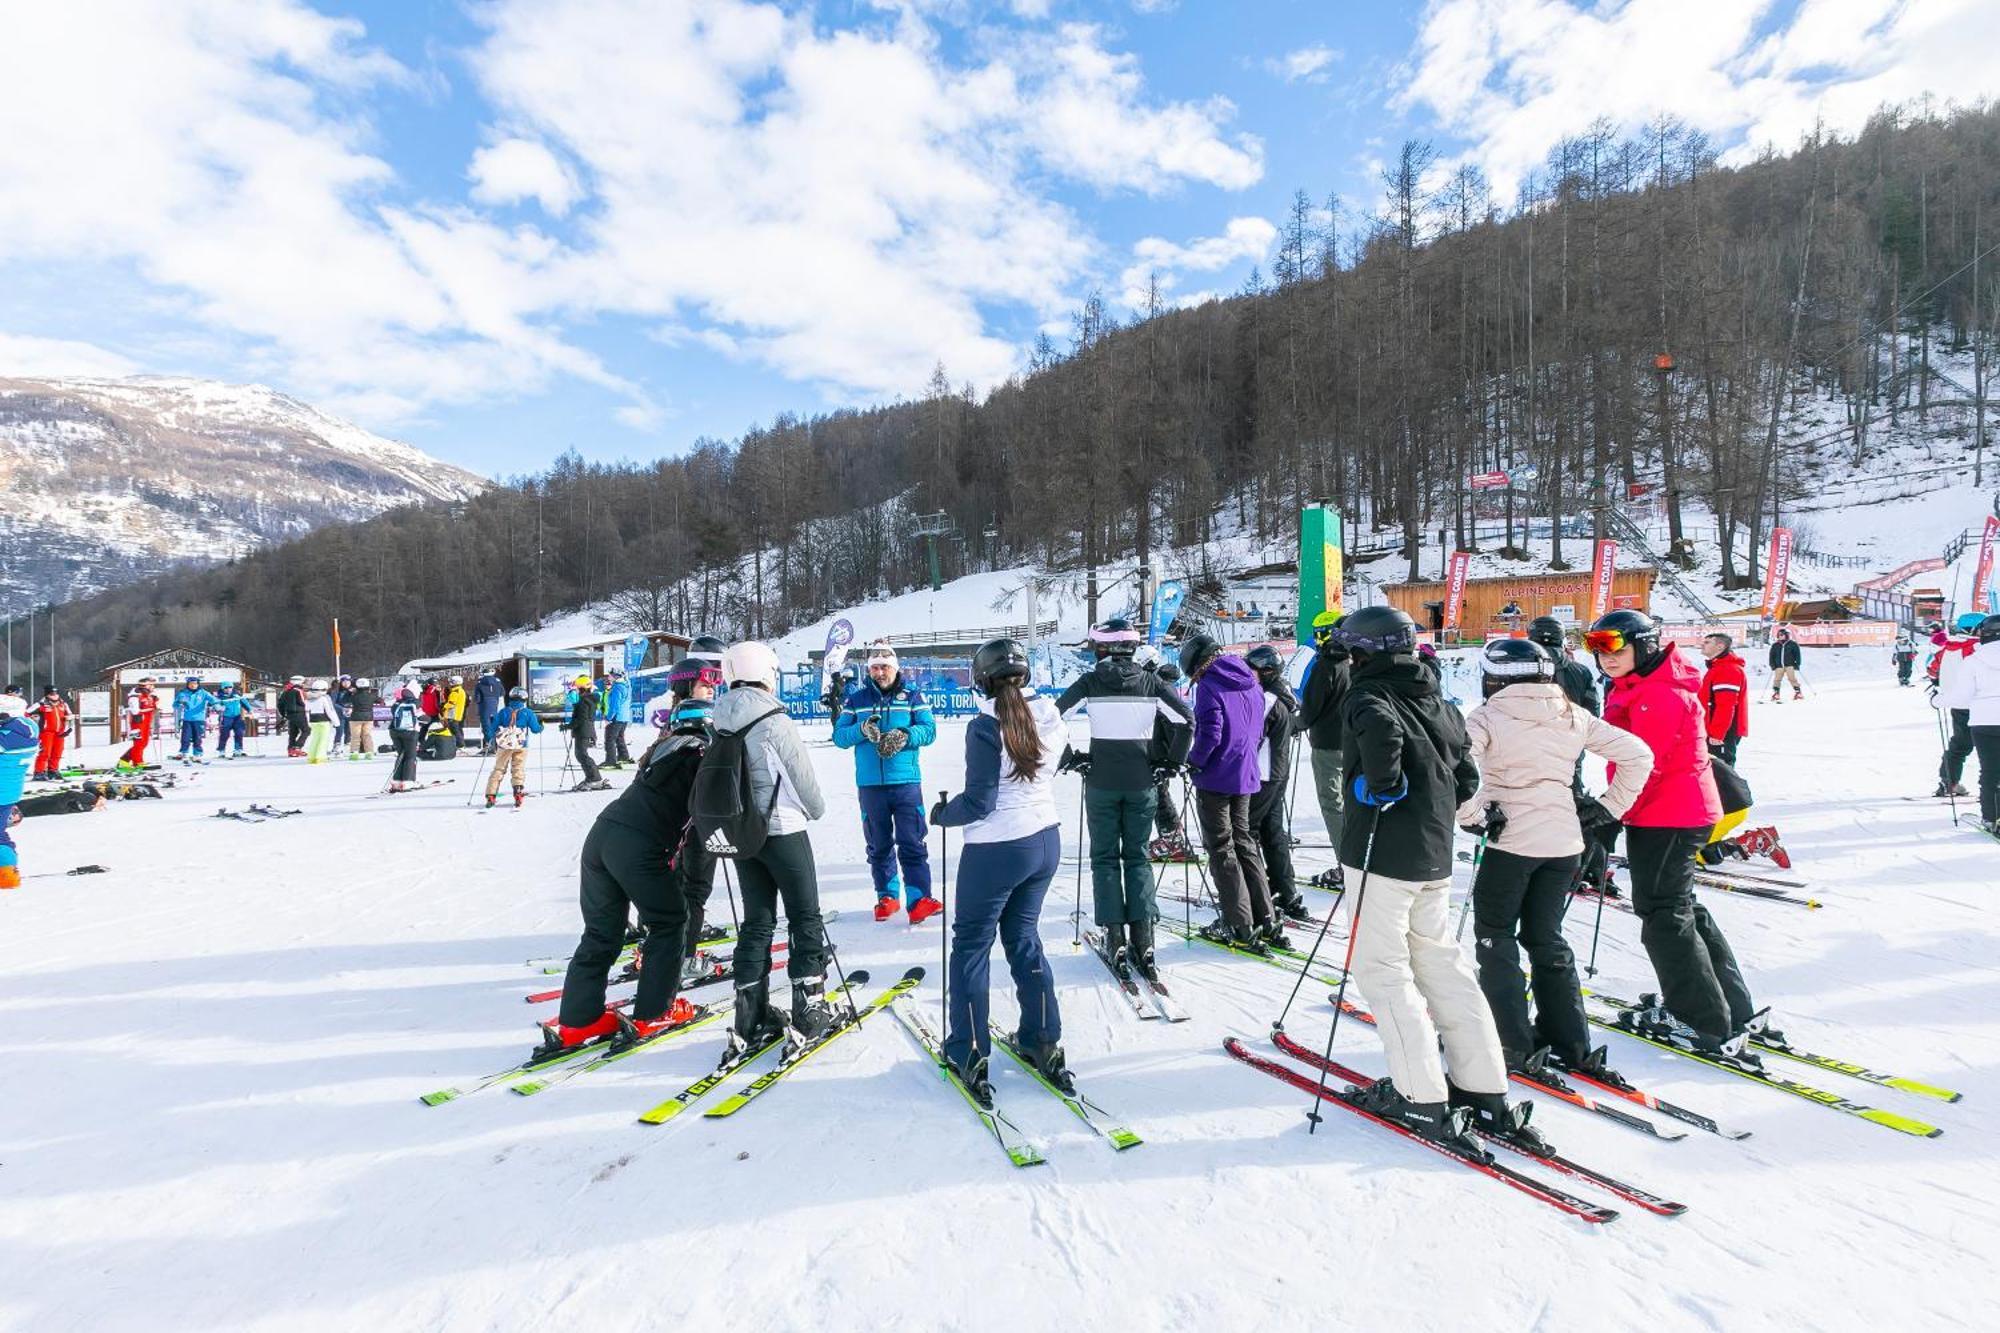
[1625,825,1754,1042]
[1248,777,1297,907]
[1971,726,2000,825]
[604,720,631,765]
[680,840,719,960]
[572,734,601,783]
[1152,774,1182,836]
[284,712,309,750]
[1195,789,1273,930]
[390,730,420,783]
[559,820,688,1027]
[1941,708,1974,787]
[730,831,829,999]
[1471,847,1590,1063]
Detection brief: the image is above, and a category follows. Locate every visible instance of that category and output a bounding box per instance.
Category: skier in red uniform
[1697,633,1749,766]
[123,680,160,769]
[30,687,72,781]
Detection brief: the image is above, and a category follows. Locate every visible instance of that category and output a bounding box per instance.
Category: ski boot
[726,979,787,1059]
[485,793,497,809]
[907,895,942,925]
[1013,1033,1077,1096]
[1307,867,1345,892]
[1098,922,1132,980]
[681,951,712,985]
[1628,994,1761,1067]
[788,975,838,1047]
[1198,917,1269,956]
[1274,893,1312,923]
[1550,1044,1633,1092]
[873,896,901,922]
[1128,919,1160,984]
[1739,1007,1788,1050]
[1257,921,1295,952]
[513,787,526,808]
[1352,1077,1485,1156]
[950,1052,996,1109]
[1505,1045,1572,1093]
[0,866,20,891]
[536,1008,621,1058]
[1450,1083,1553,1157]
[625,996,701,1043]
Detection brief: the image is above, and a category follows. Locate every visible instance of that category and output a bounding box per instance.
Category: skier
[1965,614,2000,832]
[303,680,340,763]
[346,677,379,759]
[1333,606,1546,1153]
[1052,618,1193,975]
[173,677,219,763]
[1527,616,1598,715]
[440,675,468,750]
[1933,613,1981,797]
[1182,635,1285,952]
[707,641,834,1052]
[834,640,940,923]
[1767,627,1803,702]
[330,676,353,756]
[0,687,36,889]
[1245,643,1309,922]
[387,687,423,792]
[277,676,308,756]
[473,668,505,754]
[1459,638,1653,1084]
[929,637,1072,1105]
[418,677,443,733]
[541,707,708,1053]
[120,679,159,770]
[1586,609,1765,1057]
[663,656,723,974]
[483,687,543,808]
[1144,657,1197,861]
[28,686,70,781]
[567,675,609,791]
[1296,609,1351,875]
[1698,632,1749,765]
[214,684,252,759]
[1894,630,1919,687]
[601,668,633,768]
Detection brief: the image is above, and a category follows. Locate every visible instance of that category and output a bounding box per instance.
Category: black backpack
[690,706,786,858]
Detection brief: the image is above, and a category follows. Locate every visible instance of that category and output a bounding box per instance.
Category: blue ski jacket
[173,688,220,725]
[833,676,936,787]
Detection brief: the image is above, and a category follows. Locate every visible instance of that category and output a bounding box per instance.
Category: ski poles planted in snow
[1308,805,1379,1134]
[936,789,952,1036]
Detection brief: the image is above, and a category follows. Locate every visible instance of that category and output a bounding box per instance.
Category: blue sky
[3,1,1996,475]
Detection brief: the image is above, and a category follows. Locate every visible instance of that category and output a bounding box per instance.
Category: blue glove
[1351,773,1408,809]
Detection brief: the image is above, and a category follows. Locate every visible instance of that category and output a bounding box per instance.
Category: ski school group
[419,604,1975,1221]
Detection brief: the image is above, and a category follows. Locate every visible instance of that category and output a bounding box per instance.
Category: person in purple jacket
[1180,635,1289,953]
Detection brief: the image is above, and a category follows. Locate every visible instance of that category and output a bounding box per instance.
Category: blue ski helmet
[1955,612,1985,633]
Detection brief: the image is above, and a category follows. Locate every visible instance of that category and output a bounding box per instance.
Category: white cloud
[1395,0,2000,202]
[1268,44,1341,84]
[0,332,140,378]
[468,138,582,216]
[1119,215,1275,309]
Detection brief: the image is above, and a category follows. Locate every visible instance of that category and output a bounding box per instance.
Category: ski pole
[1309,803,1380,1134]
[719,858,741,932]
[1583,829,1612,978]
[1072,780,1086,949]
[1272,842,1349,1032]
[1454,827,1488,943]
[937,789,951,1040]
[1935,701,1960,827]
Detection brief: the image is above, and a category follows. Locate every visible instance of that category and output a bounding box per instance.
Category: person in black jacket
[1054,619,1193,979]
[277,675,309,756]
[542,720,707,1054]
[568,675,608,791]
[1334,605,1546,1155]
[1768,628,1803,702]
[1296,610,1351,872]
[1528,616,1598,715]
[1144,658,1196,856]
[345,677,379,760]
[1246,644,1307,920]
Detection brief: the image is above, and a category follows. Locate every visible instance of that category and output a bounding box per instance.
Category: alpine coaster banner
[1441,550,1471,635]
[1587,540,1618,622]
[1760,527,1793,621]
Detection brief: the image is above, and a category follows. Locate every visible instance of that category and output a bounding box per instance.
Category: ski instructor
[834,640,939,924]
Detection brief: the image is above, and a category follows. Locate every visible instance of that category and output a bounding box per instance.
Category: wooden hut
[1384,567,1657,643]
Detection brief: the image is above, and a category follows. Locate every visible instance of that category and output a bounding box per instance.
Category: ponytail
[990,679,1043,781]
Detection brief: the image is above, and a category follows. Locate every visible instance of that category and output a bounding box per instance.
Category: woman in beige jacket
[1458,639,1654,1086]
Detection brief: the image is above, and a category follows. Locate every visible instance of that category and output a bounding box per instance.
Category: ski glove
[1151,764,1182,784]
[859,717,884,744]
[1460,801,1507,842]
[876,728,910,759]
[1575,794,1621,835]
[1350,773,1408,809]
[929,795,950,825]
[1057,746,1091,775]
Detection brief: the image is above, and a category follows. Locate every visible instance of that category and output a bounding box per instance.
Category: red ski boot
[627,997,701,1041]
[513,787,526,809]
[543,1009,620,1053]
[874,896,900,922]
[908,895,942,925]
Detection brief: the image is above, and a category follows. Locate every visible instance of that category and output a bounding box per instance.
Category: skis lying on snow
[888,1002,1046,1168]
[1266,1031,1684,1217]
[991,1025,1142,1150]
[368,779,454,798]
[1582,995,1944,1138]
[1223,1038,1617,1224]
[705,967,924,1118]
[212,806,270,823]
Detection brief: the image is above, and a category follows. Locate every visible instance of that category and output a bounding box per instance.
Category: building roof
[98,647,265,677]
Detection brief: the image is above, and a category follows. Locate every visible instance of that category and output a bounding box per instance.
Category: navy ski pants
[859,781,931,903]
[943,825,1061,1070]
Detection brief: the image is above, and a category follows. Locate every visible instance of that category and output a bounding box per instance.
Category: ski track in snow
[0,650,1994,1331]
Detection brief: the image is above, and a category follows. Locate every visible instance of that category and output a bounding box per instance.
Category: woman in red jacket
[1587,610,1762,1060]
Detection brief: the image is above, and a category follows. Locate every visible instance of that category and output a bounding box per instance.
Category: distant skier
[438,675,467,750]
[120,679,159,770]
[1587,610,1768,1058]
[173,677,219,763]
[303,680,340,763]
[929,638,1072,1106]
[1698,632,1749,766]
[1245,643,1308,922]
[346,677,379,759]
[567,675,609,791]
[1767,627,1803,702]
[834,640,939,923]
[28,686,71,781]
[1932,614,1981,797]
[0,687,36,889]
[601,668,634,768]
[1965,615,2000,832]
[472,668,505,753]
[277,676,308,756]
[1893,631,1918,687]
[214,683,253,759]
[387,687,423,793]
[482,688,542,808]
[1183,635,1285,952]
[330,676,353,755]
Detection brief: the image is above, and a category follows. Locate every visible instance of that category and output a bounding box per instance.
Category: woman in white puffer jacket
[1458,638,1654,1087]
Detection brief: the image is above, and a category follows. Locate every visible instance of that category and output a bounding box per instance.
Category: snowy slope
[0,656,1992,1332]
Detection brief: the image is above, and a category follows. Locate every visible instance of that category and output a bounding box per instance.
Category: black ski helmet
[1244,643,1285,685]
[1586,609,1664,671]
[507,685,527,700]
[972,637,1030,694]
[1089,617,1142,658]
[1332,605,1418,658]
[1177,633,1221,679]
[689,634,726,658]
[1527,616,1566,652]
[1158,662,1183,685]
[1979,614,2000,644]
[1479,638,1555,695]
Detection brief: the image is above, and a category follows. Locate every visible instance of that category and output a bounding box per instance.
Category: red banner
[1759,527,1793,621]
[1442,551,1472,634]
[1469,470,1510,490]
[1973,515,2000,613]
[1587,540,1618,622]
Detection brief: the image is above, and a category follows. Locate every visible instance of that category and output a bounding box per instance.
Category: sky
[3,0,1998,477]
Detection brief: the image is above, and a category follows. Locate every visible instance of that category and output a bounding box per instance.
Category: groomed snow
[1,648,1993,1331]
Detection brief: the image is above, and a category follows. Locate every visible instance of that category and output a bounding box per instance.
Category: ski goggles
[669,663,723,687]
[1582,628,1634,654]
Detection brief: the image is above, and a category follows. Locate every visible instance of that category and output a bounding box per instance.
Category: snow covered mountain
[0,375,486,616]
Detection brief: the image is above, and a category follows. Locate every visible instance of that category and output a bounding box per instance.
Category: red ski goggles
[1582,628,1632,654]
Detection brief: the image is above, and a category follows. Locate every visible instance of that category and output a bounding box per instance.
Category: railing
[1793,548,1874,569]
[1604,505,1718,619]
[875,620,1060,650]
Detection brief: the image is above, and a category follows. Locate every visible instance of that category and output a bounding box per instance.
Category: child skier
[173,677,219,763]
[0,688,35,889]
[387,687,423,792]
[484,687,543,808]
[303,681,340,763]
[1894,631,1918,687]
[120,679,158,770]
[214,684,253,759]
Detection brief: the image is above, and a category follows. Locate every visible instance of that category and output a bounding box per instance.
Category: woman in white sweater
[1458,638,1654,1087]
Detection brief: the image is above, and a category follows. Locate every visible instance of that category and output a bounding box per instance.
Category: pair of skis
[1082,927,1187,1022]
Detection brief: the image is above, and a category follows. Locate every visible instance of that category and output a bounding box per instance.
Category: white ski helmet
[450,674,463,685]
[289,675,305,684]
[356,677,373,688]
[721,640,780,691]
[310,678,330,691]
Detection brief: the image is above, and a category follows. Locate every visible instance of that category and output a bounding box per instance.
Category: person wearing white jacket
[303,680,341,764]
[929,638,1071,1108]
[1963,615,2000,830]
[1933,615,1981,797]
[1458,639,1655,1085]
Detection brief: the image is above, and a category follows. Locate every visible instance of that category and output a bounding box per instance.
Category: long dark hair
[990,678,1043,782]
